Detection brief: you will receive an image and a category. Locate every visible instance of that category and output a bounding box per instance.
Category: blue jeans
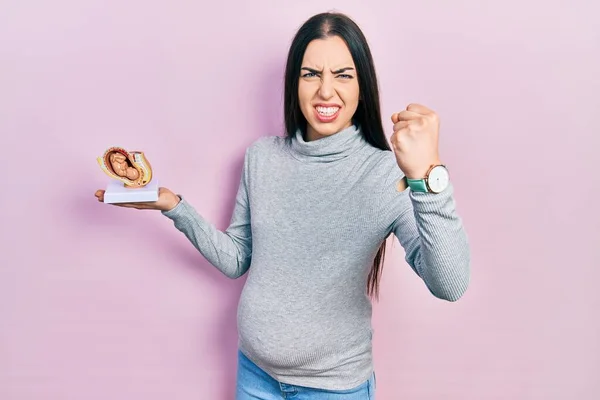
[235,350,376,399]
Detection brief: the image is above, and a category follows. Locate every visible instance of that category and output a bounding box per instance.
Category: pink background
[1,0,598,399]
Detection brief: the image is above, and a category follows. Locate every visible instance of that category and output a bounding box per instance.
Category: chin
[305,116,354,139]
[310,123,344,137]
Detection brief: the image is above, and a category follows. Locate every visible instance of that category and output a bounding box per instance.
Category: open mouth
[314,105,340,122]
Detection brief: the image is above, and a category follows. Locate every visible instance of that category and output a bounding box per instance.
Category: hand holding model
[94,186,180,211]
[95,146,178,210]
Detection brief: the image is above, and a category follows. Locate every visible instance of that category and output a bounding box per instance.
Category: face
[298,35,360,141]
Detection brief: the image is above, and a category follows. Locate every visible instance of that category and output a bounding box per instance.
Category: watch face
[427,166,450,193]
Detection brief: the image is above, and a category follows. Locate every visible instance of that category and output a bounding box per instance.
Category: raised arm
[161,149,253,279]
[384,103,471,301]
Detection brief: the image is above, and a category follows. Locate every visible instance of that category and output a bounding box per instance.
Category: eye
[337,74,354,79]
[301,72,318,78]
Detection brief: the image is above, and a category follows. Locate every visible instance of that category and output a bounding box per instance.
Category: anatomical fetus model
[97,147,153,188]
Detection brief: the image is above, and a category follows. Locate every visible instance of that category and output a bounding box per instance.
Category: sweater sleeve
[389,178,471,302]
[160,149,253,279]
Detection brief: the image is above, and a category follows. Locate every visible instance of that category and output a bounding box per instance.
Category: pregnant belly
[235,280,372,371]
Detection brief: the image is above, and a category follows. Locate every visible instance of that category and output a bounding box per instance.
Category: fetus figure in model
[109,152,140,181]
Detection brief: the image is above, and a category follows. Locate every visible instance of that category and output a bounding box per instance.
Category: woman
[95,11,470,400]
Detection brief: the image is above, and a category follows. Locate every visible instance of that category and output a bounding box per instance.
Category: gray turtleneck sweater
[161,125,470,390]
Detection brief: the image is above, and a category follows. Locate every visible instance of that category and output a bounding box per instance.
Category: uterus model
[97,147,159,203]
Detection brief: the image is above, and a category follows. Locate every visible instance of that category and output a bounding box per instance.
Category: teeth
[316,106,339,116]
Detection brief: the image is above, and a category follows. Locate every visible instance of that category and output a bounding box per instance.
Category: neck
[288,124,368,163]
[305,122,353,142]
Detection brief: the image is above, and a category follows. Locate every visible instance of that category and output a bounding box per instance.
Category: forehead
[301,36,355,68]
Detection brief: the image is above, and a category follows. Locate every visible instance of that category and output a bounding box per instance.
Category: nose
[318,75,334,100]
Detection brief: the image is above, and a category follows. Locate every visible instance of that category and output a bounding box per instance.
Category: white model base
[103,179,159,204]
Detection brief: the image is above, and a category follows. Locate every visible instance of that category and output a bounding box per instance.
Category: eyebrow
[301,67,355,74]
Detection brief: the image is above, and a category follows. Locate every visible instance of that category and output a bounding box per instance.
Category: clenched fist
[390,103,442,179]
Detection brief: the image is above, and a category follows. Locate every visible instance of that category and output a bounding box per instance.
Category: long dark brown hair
[283,12,391,299]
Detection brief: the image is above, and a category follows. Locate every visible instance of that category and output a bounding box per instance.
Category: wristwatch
[406,164,450,193]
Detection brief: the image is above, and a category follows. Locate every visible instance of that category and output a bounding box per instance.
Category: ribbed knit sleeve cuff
[161,195,188,220]
[408,183,455,214]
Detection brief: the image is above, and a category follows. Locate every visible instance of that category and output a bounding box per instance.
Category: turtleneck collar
[288,124,368,163]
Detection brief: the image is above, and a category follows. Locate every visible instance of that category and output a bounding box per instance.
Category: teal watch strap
[406,178,428,192]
